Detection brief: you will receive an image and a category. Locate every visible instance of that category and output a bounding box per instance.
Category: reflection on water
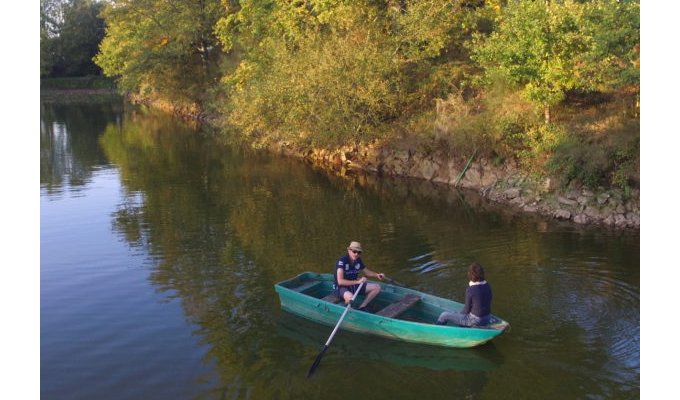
[41,102,639,399]
[40,101,124,194]
[276,313,503,372]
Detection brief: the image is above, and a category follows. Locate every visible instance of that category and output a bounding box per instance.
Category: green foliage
[546,122,639,190]
[546,137,609,188]
[471,0,639,122]
[40,0,106,77]
[223,30,403,146]
[514,124,568,172]
[394,0,481,62]
[217,1,389,146]
[94,0,225,108]
[432,84,541,162]
[610,139,639,190]
[215,0,488,147]
[89,0,639,193]
[578,0,640,88]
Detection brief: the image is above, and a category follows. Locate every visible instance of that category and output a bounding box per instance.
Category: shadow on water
[276,312,504,372]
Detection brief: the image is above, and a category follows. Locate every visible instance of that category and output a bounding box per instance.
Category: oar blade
[307,345,329,378]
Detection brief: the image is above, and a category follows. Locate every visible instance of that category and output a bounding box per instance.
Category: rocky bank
[270,140,640,231]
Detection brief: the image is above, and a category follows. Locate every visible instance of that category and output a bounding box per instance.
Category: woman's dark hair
[468,262,485,282]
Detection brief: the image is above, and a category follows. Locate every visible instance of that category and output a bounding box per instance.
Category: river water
[40,100,640,399]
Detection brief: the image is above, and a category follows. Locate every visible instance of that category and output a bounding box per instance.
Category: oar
[382,275,406,287]
[307,281,366,378]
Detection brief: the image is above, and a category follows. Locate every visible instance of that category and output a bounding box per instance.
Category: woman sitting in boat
[436,262,492,327]
[333,241,384,312]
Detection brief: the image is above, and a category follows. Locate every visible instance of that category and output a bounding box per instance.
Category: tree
[40,0,61,76]
[94,0,224,108]
[40,0,106,77]
[578,0,639,89]
[213,0,486,146]
[471,0,639,123]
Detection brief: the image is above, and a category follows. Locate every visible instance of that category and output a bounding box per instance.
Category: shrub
[546,127,638,191]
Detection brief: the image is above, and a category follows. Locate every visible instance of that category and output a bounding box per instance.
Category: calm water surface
[40,101,640,399]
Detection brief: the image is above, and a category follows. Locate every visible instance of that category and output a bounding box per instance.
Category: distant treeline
[40,0,105,77]
[40,0,640,192]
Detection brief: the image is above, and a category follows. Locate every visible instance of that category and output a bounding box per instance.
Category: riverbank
[40,88,122,103]
[267,139,639,231]
[40,77,122,103]
[76,91,640,231]
[131,94,640,230]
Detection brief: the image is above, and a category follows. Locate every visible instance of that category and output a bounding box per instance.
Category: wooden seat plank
[376,294,421,318]
[321,293,343,304]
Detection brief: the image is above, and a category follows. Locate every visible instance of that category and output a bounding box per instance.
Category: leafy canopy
[471,0,639,121]
[95,0,224,106]
[41,0,106,77]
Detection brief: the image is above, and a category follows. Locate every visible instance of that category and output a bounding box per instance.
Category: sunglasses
[350,250,362,255]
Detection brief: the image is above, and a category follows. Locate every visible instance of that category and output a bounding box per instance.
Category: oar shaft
[384,275,406,287]
[324,293,355,346]
[307,281,365,377]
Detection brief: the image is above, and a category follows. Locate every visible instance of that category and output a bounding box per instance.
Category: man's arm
[363,267,384,280]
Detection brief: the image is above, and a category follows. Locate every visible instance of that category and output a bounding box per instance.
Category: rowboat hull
[274,272,510,348]
[277,312,504,371]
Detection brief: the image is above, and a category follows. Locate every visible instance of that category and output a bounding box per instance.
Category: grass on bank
[40,76,122,103]
[407,84,639,195]
[40,76,116,90]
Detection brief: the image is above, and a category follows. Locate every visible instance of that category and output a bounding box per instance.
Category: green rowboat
[275,272,510,348]
[277,312,504,370]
